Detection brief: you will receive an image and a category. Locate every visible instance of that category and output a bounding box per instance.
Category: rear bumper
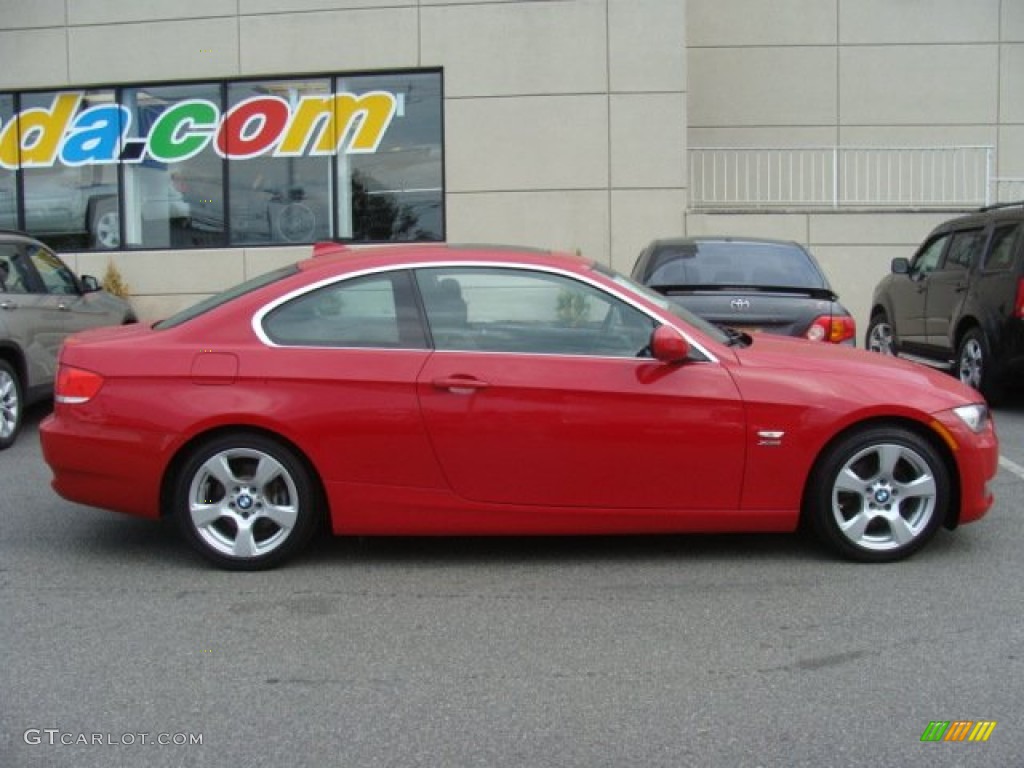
[40,411,165,519]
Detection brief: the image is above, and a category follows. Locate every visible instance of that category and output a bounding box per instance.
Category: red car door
[414,266,746,510]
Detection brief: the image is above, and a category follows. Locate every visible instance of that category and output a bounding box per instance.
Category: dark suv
[866,201,1024,402]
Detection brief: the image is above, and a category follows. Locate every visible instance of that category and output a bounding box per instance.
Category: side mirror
[890,257,910,275]
[80,275,102,293]
[650,325,690,364]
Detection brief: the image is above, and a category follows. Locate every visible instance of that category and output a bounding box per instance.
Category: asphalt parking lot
[2,400,1023,768]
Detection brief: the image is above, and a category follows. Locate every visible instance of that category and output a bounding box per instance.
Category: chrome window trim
[251,260,721,363]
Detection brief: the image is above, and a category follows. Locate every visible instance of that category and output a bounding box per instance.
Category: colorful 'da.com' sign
[0,90,397,169]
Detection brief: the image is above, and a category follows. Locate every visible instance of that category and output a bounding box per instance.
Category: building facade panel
[1001,43,1024,124]
[608,0,687,93]
[838,0,999,44]
[839,45,998,126]
[609,189,688,273]
[0,0,65,30]
[610,93,686,188]
[689,47,837,127]
[445,190,610,262]
[68,18,240,83]
[687,0,836,47]
[444,95,610,193]
[421,1,608,98]
[0,29,68,89]
[67,0,238,26]
[239,9,419,75]
[241,0,413,12]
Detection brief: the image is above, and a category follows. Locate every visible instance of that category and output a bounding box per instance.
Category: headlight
[953,403,989,433]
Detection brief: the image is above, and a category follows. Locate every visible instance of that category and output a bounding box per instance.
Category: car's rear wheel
[866,312,895,355]
[807,426,948,562]
[173,433,320,570]
[956,327,1002,404]
[0,360,23,450]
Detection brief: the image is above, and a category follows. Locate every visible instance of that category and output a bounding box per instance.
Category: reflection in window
[123,83,221,248]
[0,95,14,229]
[28,242,78,294]
[226,79,333,246]
[985,225,1021,271]
[415,268,655,357]
[1,69,444,250]
[19,91,120,250]
[263,271,426,349]
[344,73,444,242]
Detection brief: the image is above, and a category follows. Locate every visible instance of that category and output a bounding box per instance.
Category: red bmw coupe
[40,243,999,569]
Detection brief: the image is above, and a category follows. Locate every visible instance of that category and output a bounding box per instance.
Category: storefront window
[123,83,222,248]
[0,69,443,249]
[18,90,120,250]
[0,95,15,229]
[343,72,443,241]
[226,78,333,245]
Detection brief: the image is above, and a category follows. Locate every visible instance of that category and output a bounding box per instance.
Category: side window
[941,229,985,272]
[27,244,79,295]
[0,245,29,294]
[984,224,1022,272]
[262,270,426,349]
[415,267,655,358]
[912,234,949,275]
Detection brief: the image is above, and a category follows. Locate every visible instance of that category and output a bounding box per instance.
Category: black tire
[172,433,321,570]
[865,311,895,355]
[0,359,23,450]
[956,327,1002,404]
[806,426,949,562]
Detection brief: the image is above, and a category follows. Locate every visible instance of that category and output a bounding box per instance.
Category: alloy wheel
[0,365,20,445]
[186,447,301,560]
[829,442,937,553]
[957,337,984,391]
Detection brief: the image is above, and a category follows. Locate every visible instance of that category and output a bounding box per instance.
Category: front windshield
[593,263,730,344]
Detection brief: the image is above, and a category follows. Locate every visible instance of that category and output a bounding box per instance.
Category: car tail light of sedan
[55,365,104,404]
[1015,277,1024,319]
[806,315,857,344]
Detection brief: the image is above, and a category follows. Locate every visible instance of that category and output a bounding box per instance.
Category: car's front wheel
[806,426,948,562]
[173,433,321,569]
[0,360,23,450]
[865,312,895,355]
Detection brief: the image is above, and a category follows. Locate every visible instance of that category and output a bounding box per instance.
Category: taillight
[806,315,857,344]
[55,365,104,404]
[1015,277,1024,319]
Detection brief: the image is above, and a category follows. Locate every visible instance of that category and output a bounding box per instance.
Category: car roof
[649,236,804,248]
[304,242,597,275]
[929,200,1024,233]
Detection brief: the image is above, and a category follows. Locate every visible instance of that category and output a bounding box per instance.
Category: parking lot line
[999,455,1024,481]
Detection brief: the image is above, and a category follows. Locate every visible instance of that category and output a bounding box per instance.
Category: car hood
[728,332,982,410]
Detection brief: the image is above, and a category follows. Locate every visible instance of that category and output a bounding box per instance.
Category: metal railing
[689,146,996,210]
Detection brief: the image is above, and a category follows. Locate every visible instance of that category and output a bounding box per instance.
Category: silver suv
[0,230,135,449]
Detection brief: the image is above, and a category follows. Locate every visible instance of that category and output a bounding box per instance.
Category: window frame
[1,68,444,252]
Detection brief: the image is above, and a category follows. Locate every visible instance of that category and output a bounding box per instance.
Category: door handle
[57,302,71,311]
[0,300,17,310]
[432,376,490,393]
